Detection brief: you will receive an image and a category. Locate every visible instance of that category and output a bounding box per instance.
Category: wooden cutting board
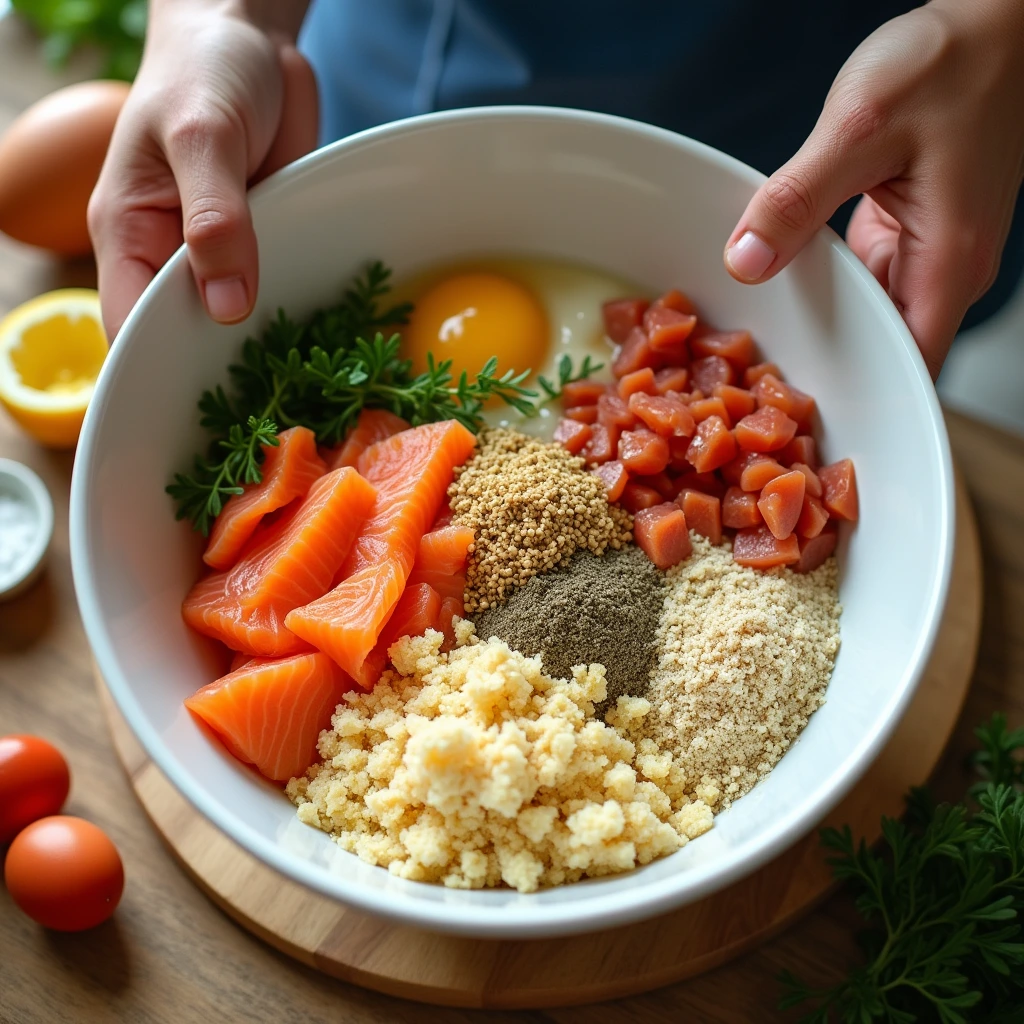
[94,474,982,1009]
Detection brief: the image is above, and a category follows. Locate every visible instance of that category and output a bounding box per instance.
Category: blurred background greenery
[10,0,145,80]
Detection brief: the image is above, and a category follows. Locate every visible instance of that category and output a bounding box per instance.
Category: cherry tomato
[0,735,70,845]
[4,815,123,931]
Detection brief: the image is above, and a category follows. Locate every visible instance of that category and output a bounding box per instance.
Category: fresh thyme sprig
[166,261,599,534]
[779,713,1024,1023]
[167,417,279,536]
[537,353,604,402]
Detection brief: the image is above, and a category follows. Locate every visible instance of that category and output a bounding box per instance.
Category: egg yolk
[401,272,549,382]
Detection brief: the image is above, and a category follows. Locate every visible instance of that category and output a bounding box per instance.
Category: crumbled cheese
[287,624,711,892]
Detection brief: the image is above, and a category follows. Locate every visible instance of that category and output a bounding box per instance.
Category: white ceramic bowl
[71,107,953,938]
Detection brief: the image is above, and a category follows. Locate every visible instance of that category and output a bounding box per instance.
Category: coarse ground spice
[618,533,841,813]
[474,546,664,715]
[448,428,632,613]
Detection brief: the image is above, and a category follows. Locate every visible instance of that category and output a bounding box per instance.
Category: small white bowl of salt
[0,458,53,601]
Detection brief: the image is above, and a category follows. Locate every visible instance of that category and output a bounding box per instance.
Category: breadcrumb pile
[617,534,841,812]
[448,428,632,613]
[287,621,712,893]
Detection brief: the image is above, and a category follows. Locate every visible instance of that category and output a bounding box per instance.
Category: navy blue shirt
[299,0,1023,329]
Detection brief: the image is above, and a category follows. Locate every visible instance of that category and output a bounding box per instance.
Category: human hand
[723,0,1024,379]
[88,0,316,339]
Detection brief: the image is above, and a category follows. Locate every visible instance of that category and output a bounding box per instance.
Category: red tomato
[0,735,70,845]
[4,816,123,931]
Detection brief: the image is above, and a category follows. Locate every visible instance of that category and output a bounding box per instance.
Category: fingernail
[725,231,776,282]
[204,277,249,323]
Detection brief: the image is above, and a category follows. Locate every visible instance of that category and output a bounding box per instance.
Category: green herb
[537,353,604,402]
[167,261,600,535]
[779,713,1024,1023]
[12,0,146,81]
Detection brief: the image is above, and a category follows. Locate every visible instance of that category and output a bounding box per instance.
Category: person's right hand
[88,0,317,340]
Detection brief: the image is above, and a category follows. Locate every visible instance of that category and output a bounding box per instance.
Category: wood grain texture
[91,470,979,1009]
[1,13,1023,1019]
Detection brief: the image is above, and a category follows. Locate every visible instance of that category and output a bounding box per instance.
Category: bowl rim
[70,104,955,938]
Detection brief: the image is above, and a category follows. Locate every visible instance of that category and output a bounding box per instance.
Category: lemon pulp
[0,289,107,449]
[11,312,107,395]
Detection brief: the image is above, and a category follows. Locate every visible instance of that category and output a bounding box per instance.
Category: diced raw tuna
[628,392,696,438]
[581,423,619,465]
[602,298,649,343]
[634,502,692,569]
[689,330,757,372]
[690,355,736,394]
[677,489,722,545]
[554,418,592,454]
[732,525,800,568]
[688,397,732,427]
[591,460,629,501]
[685,416,737,473]
[619,428,671,475]
[612,326,660,377]
[757,470,806,540]
[743,362,783,388]
[714,384,757,421]
[722,486,762,529]
[620,482,664,513]
[795,526,838,573]
[617,367,657,399]
[797,494,829,538]
[819,459,859,521]
[734,405,798,452]
[653,366,690,395]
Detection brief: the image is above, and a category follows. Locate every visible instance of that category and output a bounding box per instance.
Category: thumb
[164,112,259,325]
[845,194,901,293]
[724,105,900,284]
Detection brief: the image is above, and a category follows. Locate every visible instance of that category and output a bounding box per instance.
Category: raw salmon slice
[183,468,376,654]
[184,652,354,781]
[182,573,313,656]
[203,426,325,571]
[414,524,475,574]
[230,467,377,611]
[437,595,463,650]
[405,570,466,602]
[359,582,444,684]
[324,408,410,471]
[286,420,477,687]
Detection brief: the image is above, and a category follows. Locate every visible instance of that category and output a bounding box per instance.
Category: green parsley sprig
[167,261,600,535]
[779,713,1024,1023]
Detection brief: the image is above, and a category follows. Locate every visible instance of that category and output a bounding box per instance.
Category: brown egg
[0,80,131,257]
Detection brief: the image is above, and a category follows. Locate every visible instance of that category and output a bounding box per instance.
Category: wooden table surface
[1,14,1023,1023]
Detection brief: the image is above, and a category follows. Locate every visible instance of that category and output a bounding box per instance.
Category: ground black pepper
[473,546,665,715]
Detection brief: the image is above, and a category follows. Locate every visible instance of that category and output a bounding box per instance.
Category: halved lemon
[0,290,108,449]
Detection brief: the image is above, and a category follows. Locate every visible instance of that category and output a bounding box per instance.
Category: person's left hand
[723,0,1024,379]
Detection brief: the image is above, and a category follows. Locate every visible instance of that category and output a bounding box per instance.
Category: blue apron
[299,0,1023,330]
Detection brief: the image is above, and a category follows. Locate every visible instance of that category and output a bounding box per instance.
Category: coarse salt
[0,493,38,577]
